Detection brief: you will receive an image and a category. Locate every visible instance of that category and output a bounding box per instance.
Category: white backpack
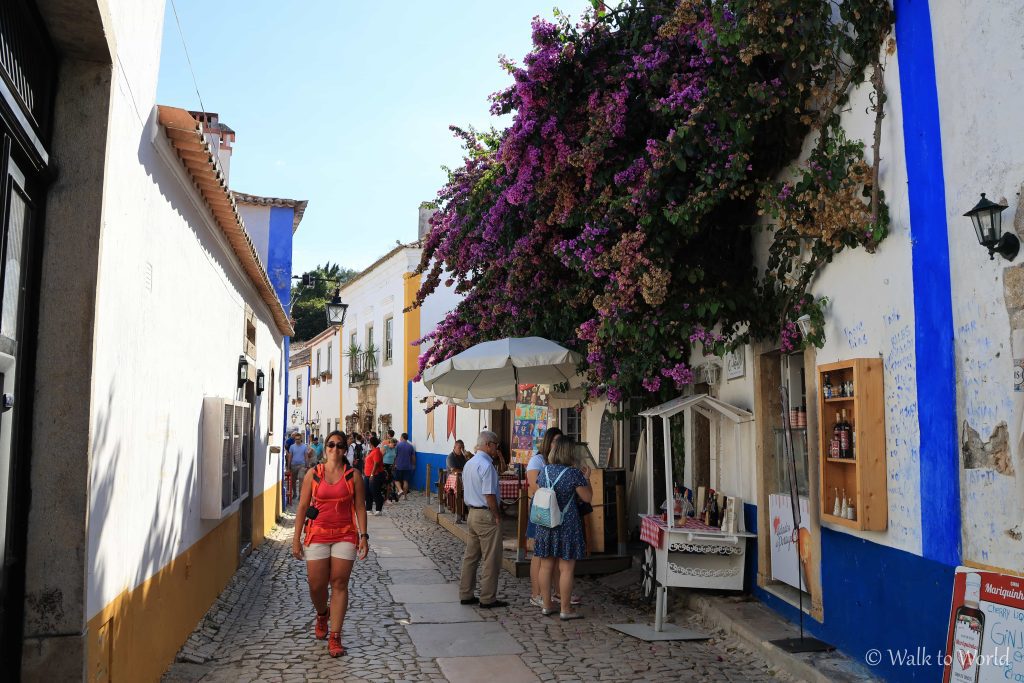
[530,466,569,528]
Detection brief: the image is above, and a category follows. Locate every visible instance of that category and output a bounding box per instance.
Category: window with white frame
[351,331,357,348]
[559,408,581,443]
[327,342,332,373]
[367,325,374,352]
[384,316,394,363]
[316,349,321,376]
[296,374,303,398]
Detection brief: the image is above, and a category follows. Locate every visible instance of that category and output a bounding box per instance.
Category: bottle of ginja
[950,573,985,683]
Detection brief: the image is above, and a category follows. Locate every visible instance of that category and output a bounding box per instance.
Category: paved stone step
[403,602,483,623]
[406,622,523,658]
[389,583,460,604]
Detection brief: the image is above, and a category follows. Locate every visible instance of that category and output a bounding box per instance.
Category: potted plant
[346,341,364,382]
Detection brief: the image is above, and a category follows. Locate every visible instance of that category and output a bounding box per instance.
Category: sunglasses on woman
[326,441,344,449]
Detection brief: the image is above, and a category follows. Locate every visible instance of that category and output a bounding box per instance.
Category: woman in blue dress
[534,436,592,620]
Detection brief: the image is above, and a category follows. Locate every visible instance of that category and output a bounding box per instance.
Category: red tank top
[304,466,358,546]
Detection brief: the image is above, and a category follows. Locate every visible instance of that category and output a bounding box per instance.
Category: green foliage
[290,262,357,342]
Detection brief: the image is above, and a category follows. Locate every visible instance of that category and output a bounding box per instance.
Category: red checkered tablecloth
[444,473,460,493]
[499,478,526,501]
[640,515,720,548]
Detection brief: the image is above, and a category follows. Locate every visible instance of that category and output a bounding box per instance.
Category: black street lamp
[965,193,1018,261]
[326,288,349,326]
[237,355,249,388]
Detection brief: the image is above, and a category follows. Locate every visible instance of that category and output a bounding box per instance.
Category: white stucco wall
[307,327,342,434]
[238,203,272,267]
[288,363,310,433]
[85,0,286,619]
[931,1,1024,570]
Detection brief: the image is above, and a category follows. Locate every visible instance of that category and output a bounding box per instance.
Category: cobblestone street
[164,495,793,682]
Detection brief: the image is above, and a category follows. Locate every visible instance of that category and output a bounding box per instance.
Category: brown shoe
[314,609,329,640]
[328,631,345,657]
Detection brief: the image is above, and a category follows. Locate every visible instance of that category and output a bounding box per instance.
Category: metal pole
[616,483,627,556]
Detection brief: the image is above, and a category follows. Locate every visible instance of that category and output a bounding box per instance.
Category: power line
[169,0,207,113]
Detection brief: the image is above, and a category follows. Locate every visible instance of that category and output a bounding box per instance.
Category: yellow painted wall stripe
[397,272,417,432]
[86,482,280,682]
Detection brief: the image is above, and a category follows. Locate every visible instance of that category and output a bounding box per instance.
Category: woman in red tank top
[293,430,369,657]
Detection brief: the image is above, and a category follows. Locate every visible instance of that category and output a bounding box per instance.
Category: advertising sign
[768,493,810,592]
[513,384,549,465]
[942,567,1023,682]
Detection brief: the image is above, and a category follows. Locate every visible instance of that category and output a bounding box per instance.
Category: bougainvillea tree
[412,0,893,402]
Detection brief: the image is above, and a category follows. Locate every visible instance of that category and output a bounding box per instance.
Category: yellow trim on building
[403,273,421,384]
[86,482,280,682]
[402,273,422,437]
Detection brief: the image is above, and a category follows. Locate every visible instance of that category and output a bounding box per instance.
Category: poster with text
[513,384,549,465]
[943,567,1024,682]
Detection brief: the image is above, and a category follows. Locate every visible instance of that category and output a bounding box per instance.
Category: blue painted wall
[895,0,960,566]
[267,206,294,311]
[754,525,954,681]
[410,451,447,493]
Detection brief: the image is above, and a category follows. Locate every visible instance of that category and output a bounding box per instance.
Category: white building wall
[288,363,311,434]
[931,1,1024,570]
[307,328,342,434]
[684,44,922,554]
[85,0,286,620]
[238,203,272,266]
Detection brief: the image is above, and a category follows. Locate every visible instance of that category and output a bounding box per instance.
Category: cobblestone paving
[164,494,792,682]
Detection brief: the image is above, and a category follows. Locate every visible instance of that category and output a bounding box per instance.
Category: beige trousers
[459,508,501,603]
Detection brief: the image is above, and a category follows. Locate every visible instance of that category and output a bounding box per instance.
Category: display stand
[770,385,834,654]
[612,394,754,642]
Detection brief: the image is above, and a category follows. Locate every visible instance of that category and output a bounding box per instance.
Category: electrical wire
[169,0,207,114]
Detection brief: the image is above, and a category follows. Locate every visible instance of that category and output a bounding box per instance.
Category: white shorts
[303,541,357,561]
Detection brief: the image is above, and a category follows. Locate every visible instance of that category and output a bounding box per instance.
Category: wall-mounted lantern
[795,314,814,339]
[256,369,266,395]
[237,355,249,388]
[701,359,722,386]
[964,193,1018,261]
[326,289,349,326]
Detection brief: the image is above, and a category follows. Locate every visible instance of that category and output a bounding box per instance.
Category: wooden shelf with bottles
[817,358,887,531]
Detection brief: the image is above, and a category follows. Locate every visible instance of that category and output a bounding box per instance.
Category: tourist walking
[363,436,386,515]
[348,432,366,472]
[526,427,561,606]
[288,433,313,502]
[292,430,369,657]
[310,435,324,463]
[394,433,416,499]
[382,432,399,502]
[534,436,591,620]
[458,430,508,609]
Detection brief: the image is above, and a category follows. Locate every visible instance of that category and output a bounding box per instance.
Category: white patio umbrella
[447,387,587,410]
[423,336,583,400]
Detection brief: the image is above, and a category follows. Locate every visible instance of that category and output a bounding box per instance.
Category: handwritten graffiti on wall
[842,321,869,350]
[882,308,923,553]
[955,297,1024,570]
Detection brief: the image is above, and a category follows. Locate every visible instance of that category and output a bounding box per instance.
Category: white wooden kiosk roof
[639,394,753,422]
[640,393,753,529]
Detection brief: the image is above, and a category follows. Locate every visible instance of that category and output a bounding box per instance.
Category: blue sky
[157,1,578,273]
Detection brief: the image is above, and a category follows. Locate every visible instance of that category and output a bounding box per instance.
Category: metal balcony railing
[349,351,379,387]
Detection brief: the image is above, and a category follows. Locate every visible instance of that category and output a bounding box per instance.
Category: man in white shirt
[458,430,508,608]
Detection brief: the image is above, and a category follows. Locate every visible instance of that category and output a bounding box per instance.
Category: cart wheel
[640,545,657,603]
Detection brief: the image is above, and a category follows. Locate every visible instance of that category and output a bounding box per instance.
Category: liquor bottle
[849,377,855,397]
[833,488,840,516]
[846,496,856,521]
[833,412,845,458]
[840,489,848,518]
[950,573,985,683]
[719,495,728,530]
[839,409,853,459]
[710,494,720,527]
[823,373,833,399]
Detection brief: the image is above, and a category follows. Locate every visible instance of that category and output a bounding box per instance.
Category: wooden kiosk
[638,394,756,632]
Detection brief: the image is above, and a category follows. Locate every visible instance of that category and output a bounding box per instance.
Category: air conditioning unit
[201,397,252,520]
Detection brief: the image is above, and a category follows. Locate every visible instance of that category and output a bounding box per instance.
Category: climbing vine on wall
[412,0,894,401]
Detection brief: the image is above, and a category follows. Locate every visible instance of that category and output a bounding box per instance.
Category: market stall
[638,394,755,632]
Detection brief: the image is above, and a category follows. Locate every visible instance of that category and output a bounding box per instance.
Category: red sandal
[328,631,345,657]
[314,609,329,640]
